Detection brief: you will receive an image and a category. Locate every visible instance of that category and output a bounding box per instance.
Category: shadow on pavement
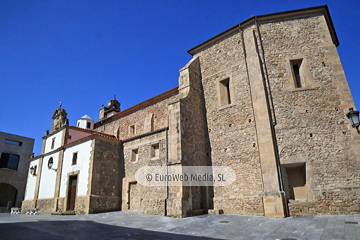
[0,220,218,240]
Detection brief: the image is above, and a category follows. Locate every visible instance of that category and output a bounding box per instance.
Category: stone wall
[89,137,122,213]
[289,188,360,216]
[36,198,53,214]
[191,29,266,215]
[75,196,89,214]
[122,131,167,216]
[21,200,35,213]
[94,89,178,140]
[89,195,120,214]
[95,88,178,216]
[172,57,213,217]
[259,14,360,215]
[56,197,65,212]
[184,9,360,217]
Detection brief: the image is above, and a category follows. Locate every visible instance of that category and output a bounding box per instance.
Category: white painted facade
[38,152,59,199]
[24,159,39,200]
[44,130,64,153]
[59,140,93,198]
[76,114,94,130]
[22,114,120,214]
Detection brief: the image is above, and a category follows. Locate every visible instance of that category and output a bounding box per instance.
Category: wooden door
[67,176,77,211]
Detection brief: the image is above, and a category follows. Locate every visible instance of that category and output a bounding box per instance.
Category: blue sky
[1,0,359,155]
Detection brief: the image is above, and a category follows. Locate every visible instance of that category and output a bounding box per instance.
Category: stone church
[23,5,360,217]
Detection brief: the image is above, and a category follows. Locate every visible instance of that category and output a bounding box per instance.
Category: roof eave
[188,5,339,56]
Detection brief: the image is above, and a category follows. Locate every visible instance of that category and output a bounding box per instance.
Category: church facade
[23,5,360,217]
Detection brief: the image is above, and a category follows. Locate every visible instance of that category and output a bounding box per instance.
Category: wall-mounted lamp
[346,107,360,133]
[30,166,37,176]
[48,159,57,172]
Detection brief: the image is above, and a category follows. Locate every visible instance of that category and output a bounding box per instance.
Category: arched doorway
[0,183,17,212]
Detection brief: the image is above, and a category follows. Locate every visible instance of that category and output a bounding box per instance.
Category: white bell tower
[77,114,94,130]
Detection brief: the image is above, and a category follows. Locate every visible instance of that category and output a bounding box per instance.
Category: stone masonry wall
[122,131,167,215]
[289,188,360,216]
[21,200,35,213]
[94,93,178,140]
[56,197,65,213]
[259,14,360,215]
[173,57,213,217]
[76,196,89,214]
[89,137,122,213]
[35,198,53,214]
[192,31,265,215]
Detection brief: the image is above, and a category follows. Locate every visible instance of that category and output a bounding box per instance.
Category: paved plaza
[0,211,359,239]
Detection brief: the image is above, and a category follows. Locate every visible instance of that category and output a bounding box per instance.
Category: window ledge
[219,103,235,111]
[288,200,312,205]
[291,86,317,92]
[151,157,160,161]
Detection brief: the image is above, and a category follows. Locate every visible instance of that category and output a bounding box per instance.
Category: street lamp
[346,107,360,133]
[48,158,57,172]
[29,166,37,176]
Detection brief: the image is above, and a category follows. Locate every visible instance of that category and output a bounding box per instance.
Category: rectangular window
[283,163,306,200]
[86,122,91,129]
[51,138,55,149]
[0,153,20,170]
[4,139,22,146]
[290,59,303,88]
[72,152,78,165]
[131,149,138,162]
[219,78,231,106]
[129,125,135,137]
[151,143,160,159]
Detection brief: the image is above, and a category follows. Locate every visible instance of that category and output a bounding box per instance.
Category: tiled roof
[64,126,120,147]
[68,126,115,137]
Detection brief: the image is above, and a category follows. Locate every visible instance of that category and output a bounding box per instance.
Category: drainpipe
[164,126,169,216]
[254,17,289,217]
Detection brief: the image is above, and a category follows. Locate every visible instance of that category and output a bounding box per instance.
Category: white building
[23,107,121,214]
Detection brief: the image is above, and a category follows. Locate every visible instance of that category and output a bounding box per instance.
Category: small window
[219,78,231,106]
[151,143,160,159]
[290,59,303,88]
[48,157,54,169]
[33,165,37,176]
[77,122,80,127]
[131,149,138,162]
[0,153,20,170]
[86,122,91,129]
[283,163,306,200]
[72,152,78,165]
[4,139,22,146]
[129,125,135,137]
[51,138,55,149]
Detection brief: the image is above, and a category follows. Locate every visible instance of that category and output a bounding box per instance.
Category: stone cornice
[41,125,67,139]
[188,5,339,55]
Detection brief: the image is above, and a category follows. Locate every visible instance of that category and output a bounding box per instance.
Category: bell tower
[51,102,69,133]
[77,114,94,130]
[99,96,121,120]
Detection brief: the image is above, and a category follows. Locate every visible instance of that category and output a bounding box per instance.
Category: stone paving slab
[0,212,359,239]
